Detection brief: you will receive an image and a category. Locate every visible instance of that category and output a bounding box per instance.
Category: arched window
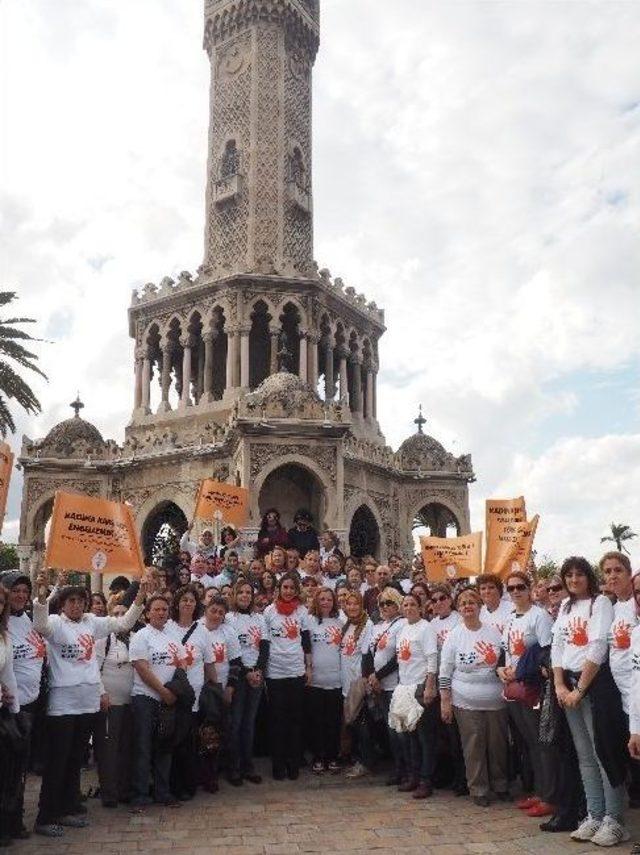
[220,139,240,179]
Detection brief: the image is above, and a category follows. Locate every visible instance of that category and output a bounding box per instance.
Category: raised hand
[35,571,49,603]
[282,617,299,640]
[326,625,342,647]
[567,617,588,647]
[508,629,526,657]
[77,634,95,662]
[475,640,498,666]
[398,639,411,662]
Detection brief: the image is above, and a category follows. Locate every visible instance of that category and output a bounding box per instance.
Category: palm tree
[0,291,46,436]
[601,523,638,554]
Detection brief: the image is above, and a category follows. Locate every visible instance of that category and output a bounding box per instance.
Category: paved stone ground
[10,763,640,855]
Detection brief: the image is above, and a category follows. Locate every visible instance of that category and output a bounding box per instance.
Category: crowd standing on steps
[0,509,640,852]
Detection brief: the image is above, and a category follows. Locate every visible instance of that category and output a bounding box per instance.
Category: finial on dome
[414,404,426,435]
[70,393,84,418]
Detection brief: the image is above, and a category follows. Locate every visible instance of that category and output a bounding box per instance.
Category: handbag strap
[181,622,199,646]
[100,634,112,673]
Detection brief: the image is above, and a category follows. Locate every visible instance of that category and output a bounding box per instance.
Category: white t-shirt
[370,617,405,691]
[193,573,217,590]
[96,634,134,706]
[480,599,514,637]
[307,614,342,690]
[503,605,553,668]
[0,636,19,713]
[340,619,373,697]
[228,611,266,669]
[628,625,640,735]
[129,623,187,702]
[8,612,45,706]
[551,595,614,673]
[433,611,461,651]
[201,620,241,688]
[165,619,215,710]
[608,597,638,714]
[264,603,309,680]
[396,619,437,686]
[440,623,504,710]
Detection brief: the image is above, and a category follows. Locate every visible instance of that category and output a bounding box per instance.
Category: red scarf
[275,597,300,616]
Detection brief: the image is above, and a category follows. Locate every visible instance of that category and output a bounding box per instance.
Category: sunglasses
[379,600,395,607]
[547,584,563,593]
[431,595,449,603]
[507,583,527,593]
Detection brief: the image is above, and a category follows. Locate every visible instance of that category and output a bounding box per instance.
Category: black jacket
[287,526,320,558]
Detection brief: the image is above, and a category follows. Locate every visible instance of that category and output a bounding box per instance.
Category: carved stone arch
[163,313,184,339]
[245,294,277,322]
[279,296,308,329]
[134,489,193,538]
[202,300,229,332]
[344,491,385,549]
[23,488,58,547]
[407,494,466,538]
[250,453,337,529]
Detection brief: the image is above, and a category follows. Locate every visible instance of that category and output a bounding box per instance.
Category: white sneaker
[591,816,630,847]
[345,761,368,779]
[570,815,602,841]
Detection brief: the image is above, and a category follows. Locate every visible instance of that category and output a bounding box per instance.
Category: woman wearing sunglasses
[545,575,566,620]
[551,556,629,847]
[498,570,554,818]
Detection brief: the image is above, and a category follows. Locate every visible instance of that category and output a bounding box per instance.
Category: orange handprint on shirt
[398,639,411,662]
[326,625,342,646]
[77,634,95,662]
[182,643,196,669]
[248,625,262,648]
[213,642,227,663]
[167,642,184,668]
[342,635,356,657]
[377,632,389,651]
[612,622,631,650]
[26,630,46,659]
[567,617,588,646]
[475,640,498,666]
[509,629,526,657]
[282,618,299,640]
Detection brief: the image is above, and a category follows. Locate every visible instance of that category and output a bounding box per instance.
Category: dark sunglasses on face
[431,595,449,603]
[547,584,563,593]
[507,583,527,593]
[379,600,395,607]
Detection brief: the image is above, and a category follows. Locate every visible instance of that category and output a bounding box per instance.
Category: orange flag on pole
[45,491,144,576]
[0,441,14,535]
[484,496,527,572]
[420,532,483,582]
[194,479,249,528]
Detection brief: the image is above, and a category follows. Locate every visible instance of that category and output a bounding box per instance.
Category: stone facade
[17,0,474,576]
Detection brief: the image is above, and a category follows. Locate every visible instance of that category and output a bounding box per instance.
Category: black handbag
[0,708,26,753]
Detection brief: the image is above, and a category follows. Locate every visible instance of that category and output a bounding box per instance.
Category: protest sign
[496,514,540,577]
[45,491,144,576]
[194,479,249,528]
[420,532,483,582]
[0,441,14,535]
[485,496,527,572]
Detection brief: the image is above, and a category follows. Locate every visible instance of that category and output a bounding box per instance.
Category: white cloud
[1,0,639,564]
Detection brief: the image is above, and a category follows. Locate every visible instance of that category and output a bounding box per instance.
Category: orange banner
[194,479,249,528]
[0,441,14,535]
[484,496,527,572]
[495,515,540,579]
[420,532,483,582]
[45,491,144,576]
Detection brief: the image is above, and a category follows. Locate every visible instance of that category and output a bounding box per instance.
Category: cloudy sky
[1,0,639,565]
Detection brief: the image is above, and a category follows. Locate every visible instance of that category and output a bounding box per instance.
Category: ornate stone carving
[395,432,473,474]
[250,441,337,482]
[26,476,103,509]
[239,372,347,423]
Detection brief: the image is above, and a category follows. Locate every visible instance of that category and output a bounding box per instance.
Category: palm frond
[0,361,42,414]
[0,394,15,437]
[0,318,37,326]
[0,292,17,308]
[0,341,47,378]
[0,326,43,342]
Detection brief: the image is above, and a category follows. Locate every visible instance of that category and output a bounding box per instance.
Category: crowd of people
[1,506,640,851]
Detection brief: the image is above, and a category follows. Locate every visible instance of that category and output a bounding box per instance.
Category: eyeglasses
[431,595,449,603]
[547,584,563,593]
[506,583,527,593]
[379,600,395,607]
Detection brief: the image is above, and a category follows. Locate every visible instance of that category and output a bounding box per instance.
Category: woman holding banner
[263,572,311,780]
[32,574,146,838]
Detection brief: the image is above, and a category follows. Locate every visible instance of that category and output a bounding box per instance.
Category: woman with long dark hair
[340,591,373,778]
[552,556,629,846]
[307,587,343,773]
[256,508,289,558]
[263,572,311,780]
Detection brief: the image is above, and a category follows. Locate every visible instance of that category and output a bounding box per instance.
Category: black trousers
[267,677,305,773]
[93,705,133,804]
[36,713,95,826]
[306,686,342,764]
[171,711,198,798]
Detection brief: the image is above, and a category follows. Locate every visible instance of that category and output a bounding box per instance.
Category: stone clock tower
[202,0,319,278]
[17,0,474,579]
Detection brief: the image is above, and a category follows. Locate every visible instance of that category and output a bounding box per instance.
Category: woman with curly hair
[256,508,289,558]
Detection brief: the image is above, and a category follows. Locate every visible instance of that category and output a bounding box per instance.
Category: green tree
[152,522,180,567]
[0,542,19,572]
[0,291,46,436]
[600,522,637,555]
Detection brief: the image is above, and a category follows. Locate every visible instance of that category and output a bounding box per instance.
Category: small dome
[396,431,455,472]
[39,409,106,458]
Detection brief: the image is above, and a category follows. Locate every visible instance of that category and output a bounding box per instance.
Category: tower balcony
[213,173,242,206]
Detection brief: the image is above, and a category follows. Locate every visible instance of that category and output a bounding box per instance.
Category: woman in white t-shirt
[228,582,268,785]
[551,557,629,847]
[32,574,145,834]
[498,570,554,818]
[0,582,20,848]
[165,585,216,800]
[340,591,373,779]
[307,587,343,773]
[390,592,438,799]
[263,573,311,781]
[440,586,507,806]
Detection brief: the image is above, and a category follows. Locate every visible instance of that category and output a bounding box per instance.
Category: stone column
[239,323,251,388]
[202,331,214,402]
[196,338,205,402]
[141,348,152,412]
[350,356,363,414]
[365,368,374,420]
[308,332,319,390]
[298,330,308,383]
[225,327,237,395]
[269,324,280,374]
[158,343,172,412]
[372,364,378,418]
[324,340,334,401]
[338,348,349,405]
[180,336,192,407]
[16,544,33,577]
[133,349,143,410]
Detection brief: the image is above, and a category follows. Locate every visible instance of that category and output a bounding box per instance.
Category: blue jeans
[402,701,438,785]
[565,695,625,821]
[131,695,172,804]
[229,678,263,776]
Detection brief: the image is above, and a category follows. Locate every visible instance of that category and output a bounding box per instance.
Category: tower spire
[70,393,84,418]
[414,404,426,435]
